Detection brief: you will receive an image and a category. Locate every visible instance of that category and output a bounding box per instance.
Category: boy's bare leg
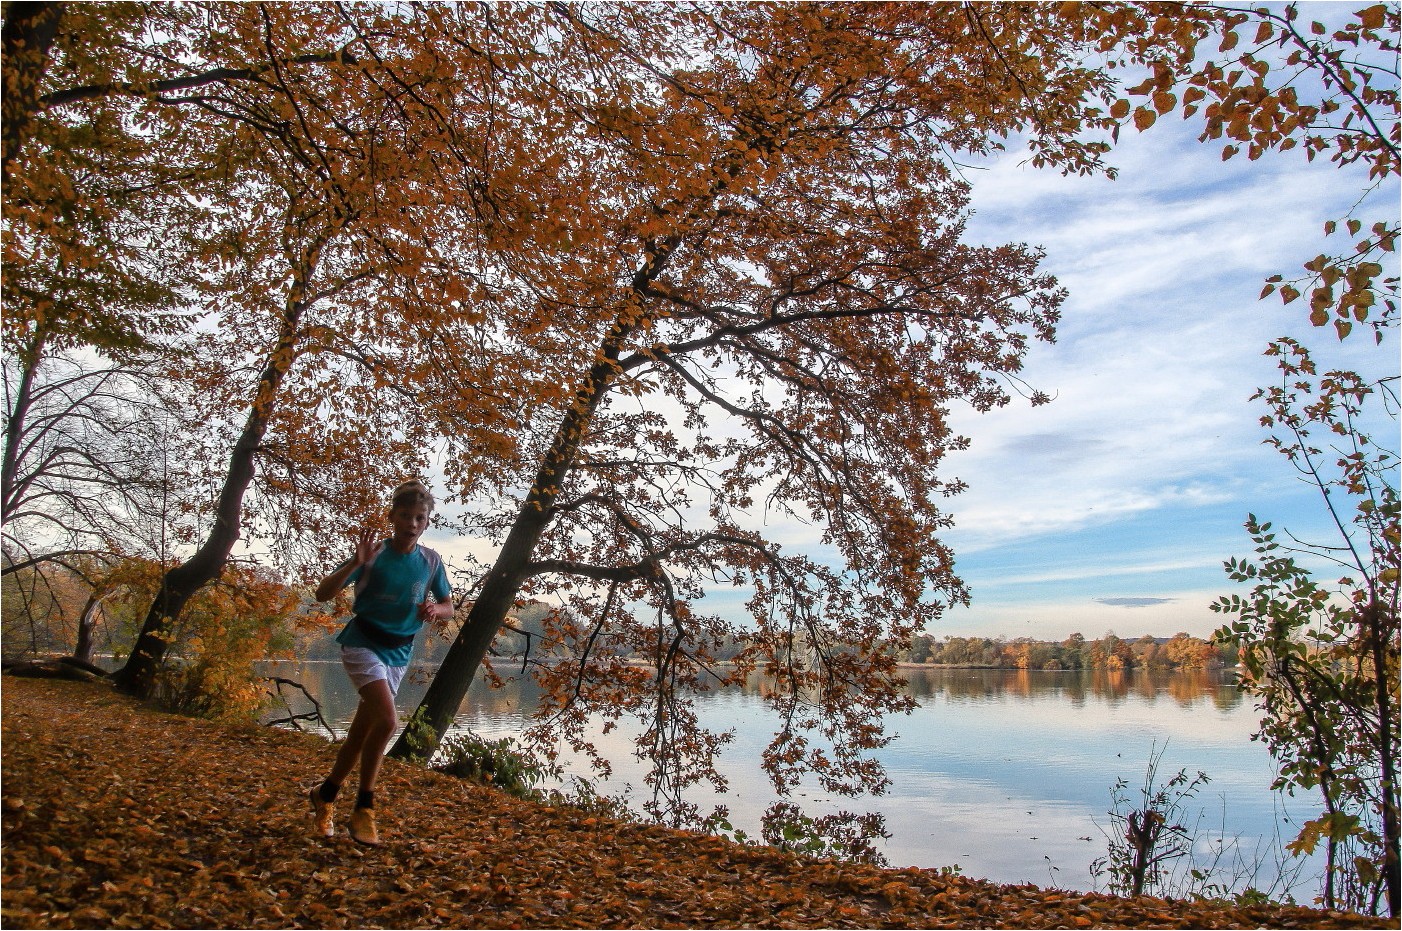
[352,678,397,793]
[336,679,395,846]
[328,699,369,786]
[328,678,397,788]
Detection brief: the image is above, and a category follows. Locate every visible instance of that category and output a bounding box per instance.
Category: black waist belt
[352,615,416,649]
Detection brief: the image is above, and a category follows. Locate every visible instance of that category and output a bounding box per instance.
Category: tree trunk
[2,330,46,524]
[112,260,318,698]
[1,1,64,180]
[72,590,104,665]
[388,319,635,760]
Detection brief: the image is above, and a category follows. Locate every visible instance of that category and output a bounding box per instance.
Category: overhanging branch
[39,51,354,109]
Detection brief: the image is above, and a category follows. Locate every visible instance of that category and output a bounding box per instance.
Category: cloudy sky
[939,101,1397,641]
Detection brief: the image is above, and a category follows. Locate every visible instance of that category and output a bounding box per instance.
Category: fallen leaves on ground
[1,678,1390,929]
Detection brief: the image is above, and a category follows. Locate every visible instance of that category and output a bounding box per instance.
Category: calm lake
[264,660,1322,899]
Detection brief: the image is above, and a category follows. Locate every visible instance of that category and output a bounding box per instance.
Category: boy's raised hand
[354,527,383,567]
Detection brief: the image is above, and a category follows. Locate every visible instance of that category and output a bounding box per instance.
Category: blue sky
[938,106,1398,641]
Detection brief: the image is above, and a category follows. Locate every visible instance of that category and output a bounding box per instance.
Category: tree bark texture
[1365,599,1400,917]
[72,591,103,665]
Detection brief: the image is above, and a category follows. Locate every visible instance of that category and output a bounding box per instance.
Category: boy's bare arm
[314,528,382,601]
[313,562,358,602]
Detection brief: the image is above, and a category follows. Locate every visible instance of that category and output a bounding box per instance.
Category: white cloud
[909,110,1400,640]
[941,112,1395,564]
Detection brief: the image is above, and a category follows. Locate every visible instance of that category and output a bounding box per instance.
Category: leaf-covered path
[1,678,1389,929]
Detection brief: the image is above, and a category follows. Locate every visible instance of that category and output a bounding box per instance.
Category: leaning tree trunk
[112,259,319,698]
[388,320,634,760]
[2,329,47,526]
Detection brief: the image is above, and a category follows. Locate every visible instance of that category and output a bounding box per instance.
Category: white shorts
[340,646,407,697]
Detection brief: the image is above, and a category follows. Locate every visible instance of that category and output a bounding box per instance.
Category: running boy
[308,479,451,845]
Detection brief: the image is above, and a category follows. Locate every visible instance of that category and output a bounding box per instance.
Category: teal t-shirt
[334,542,450,667]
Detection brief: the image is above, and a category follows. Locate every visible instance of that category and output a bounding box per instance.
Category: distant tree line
[484,617,1236,672]
[894,631,1236,671]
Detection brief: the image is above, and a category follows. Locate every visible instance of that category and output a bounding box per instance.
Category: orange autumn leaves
[4,678,1392,930]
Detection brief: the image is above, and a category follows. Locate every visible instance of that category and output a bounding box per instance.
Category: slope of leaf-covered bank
[0,679,1388,930]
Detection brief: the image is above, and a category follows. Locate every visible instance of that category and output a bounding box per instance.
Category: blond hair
[390,479,434,514]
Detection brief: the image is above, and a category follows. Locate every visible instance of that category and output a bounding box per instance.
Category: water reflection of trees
[263,661,1243,738]
[898,667,1242,708]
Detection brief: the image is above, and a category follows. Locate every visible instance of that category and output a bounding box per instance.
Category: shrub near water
[430,734,639,822]
[146,564,303,724]
[431,733,556,798]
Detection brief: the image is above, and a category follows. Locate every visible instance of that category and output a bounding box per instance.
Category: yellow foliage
[153,563,303,724]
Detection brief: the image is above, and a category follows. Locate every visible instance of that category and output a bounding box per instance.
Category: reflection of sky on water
[266,662,1321,897]
[869,671,1316,890]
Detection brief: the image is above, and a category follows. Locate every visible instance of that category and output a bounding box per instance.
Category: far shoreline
[255,656,1240,674]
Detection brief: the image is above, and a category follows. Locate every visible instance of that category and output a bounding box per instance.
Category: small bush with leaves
[149,565,299,724]
[156,653,269,723]
[431,732,558,799]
